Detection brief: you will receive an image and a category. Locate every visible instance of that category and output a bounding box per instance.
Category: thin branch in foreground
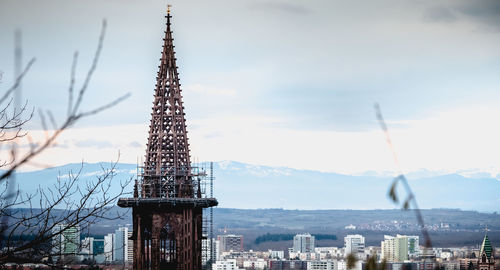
[0,19,130,183]
[67,52,78,118]
[374,103,433,251]
[0,19,131,263]
[0,59,35,106]
[0,158,132,263]
[71,19,106,116]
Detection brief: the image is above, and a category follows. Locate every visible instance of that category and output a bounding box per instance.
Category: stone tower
[118,6,218,270]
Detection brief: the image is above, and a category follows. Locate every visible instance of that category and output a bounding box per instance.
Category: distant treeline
[314,234,338,240]
[254,233,337,244]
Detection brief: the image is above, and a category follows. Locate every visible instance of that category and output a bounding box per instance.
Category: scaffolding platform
[118,197,218,208]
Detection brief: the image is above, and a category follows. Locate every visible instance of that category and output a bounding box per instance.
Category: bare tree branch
[0,19,130,183]
[0,59,35,106]
[0,19,132,264]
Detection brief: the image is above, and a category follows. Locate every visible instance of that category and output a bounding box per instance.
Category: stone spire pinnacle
[142,6,193,198]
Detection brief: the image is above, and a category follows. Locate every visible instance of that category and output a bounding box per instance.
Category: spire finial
[167,4,172,14]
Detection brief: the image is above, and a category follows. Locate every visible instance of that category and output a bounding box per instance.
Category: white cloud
[4,105,500,177]
[0,124,147,172]
[387,106,500,175]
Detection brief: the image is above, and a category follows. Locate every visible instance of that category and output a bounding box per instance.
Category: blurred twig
[374,103,433,252]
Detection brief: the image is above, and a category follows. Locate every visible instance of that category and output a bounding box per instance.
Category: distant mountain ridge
[8,161,500,212]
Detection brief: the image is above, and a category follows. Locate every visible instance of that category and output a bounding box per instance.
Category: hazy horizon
[10,160,500,212]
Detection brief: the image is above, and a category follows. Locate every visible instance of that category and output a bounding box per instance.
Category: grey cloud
[423,1,500,30]
[458,0,500,18]
[457,0,500,30]
[248,1,311,15]
[423,6,457,23]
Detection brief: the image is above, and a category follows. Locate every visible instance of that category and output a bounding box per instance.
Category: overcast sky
[1,0,500,175]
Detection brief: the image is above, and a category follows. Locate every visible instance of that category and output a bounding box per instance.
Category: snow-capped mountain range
[6,161,500,212]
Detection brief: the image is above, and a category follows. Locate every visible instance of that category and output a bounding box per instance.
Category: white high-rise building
[344,234,365,259]
[81,237,94,260]
[104,233,114,262]
[293,233,315,253]
[381,235,395,262]
[202,238,216,265]
[215,239,220,260]
[381,235,409,262]
[113,227,130,262]
[127,230,133,262]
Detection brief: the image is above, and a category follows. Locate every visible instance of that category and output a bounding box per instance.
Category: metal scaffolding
[200,162,215,270]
